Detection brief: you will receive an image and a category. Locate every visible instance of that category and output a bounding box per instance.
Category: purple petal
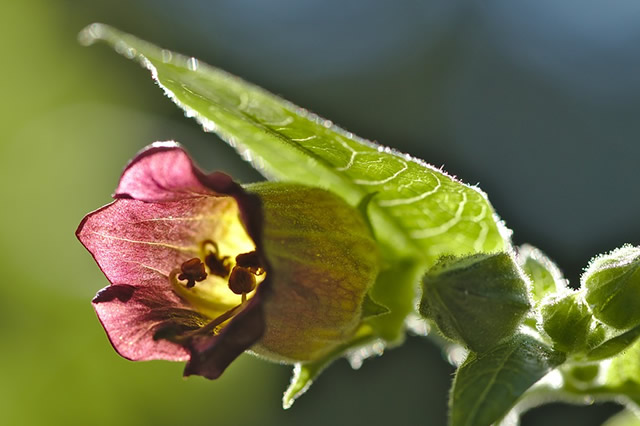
[93,284,209,361]
[77,196,239,288]
[115,141,225,202]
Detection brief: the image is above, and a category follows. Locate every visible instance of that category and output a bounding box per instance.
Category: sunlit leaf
[450,334,565,426]
[586,323,640,361]
[517,244,566,301]
[79,24,506,268]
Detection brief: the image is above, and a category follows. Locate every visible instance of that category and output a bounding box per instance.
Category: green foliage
[540,292,592,353]
[584,245,640,330]
[79,23,505,267]
[586,323,640,361]
[518,244,566,301]
[82,23,640,426]
[420,253,531,352]
[450,334,565,426]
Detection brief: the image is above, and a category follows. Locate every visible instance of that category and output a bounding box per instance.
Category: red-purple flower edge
[76,142,269,379]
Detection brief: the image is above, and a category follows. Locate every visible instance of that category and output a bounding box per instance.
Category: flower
[77,142,380,379]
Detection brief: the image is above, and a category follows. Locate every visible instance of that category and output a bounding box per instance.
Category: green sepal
[450,334,566,426]
[356,191,378,238]
[584,245,640,330]
[283,362,327,410]
[361,293,390,320]
[586,323,640,361]
[518,244,566,301]
[540,292,592,353]
[282,327,377,409]
[368,257,425,344]
[420,252,531,353]
[247,182,381,363]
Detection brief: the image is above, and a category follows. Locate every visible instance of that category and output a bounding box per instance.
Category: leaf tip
[78,23,110,47]
[282,363,312,410]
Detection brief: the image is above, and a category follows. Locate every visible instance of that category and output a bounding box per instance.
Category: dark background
[2,1,638,424]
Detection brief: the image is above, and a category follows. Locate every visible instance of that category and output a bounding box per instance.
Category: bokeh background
[2,1,639,425]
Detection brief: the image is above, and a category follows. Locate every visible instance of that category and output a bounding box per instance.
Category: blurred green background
[3,1,639,425]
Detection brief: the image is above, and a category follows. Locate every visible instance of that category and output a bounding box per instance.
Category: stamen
[177,258,207,288]
[228,266,257,295]
[157,301,248,342]
[202,239,232,278]
[235,251,265,275]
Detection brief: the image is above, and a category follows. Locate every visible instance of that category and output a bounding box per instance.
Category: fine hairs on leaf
[79,23,640,426]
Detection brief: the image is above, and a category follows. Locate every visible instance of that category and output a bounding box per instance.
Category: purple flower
[77,142,380,379]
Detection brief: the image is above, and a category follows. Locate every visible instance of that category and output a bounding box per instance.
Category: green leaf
[79,24,506,267]
[586,323,640,361]
[540,292,592,353]
[420,253,531,352]
[282,327,379,409]
[450,334,565,426]
[517,244,566,301]
[605,333,640,387]
[283,362,326,410]
[583,245,640,330]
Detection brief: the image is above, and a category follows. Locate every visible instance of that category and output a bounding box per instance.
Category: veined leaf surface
[80,23,507,265]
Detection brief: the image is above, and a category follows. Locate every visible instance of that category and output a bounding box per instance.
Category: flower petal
[183,293,267,379]
[77,196,240,289]
[115,141,233,202]
[92,284,209,361]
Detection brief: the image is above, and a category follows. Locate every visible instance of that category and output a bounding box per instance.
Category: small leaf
[517,244,566,301]
[587,323,640,361]
[420,252,531,352]
[282,327,378,408]
[605,336,640,399]
[361,293,390,319]
[540,292,592,353]
[80,23,506,267]
[283,362,327,410]
[450,334,566,426]
[583,245,640,330]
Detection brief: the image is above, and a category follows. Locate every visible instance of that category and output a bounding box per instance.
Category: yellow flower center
[168,205,266,331]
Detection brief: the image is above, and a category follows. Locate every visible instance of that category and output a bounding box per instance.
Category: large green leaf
[450,334,565,426]
[79,23,506,266]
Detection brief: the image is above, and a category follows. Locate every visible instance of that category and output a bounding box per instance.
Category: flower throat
[169,239,265,335]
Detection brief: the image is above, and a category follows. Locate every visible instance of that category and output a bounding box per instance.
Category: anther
[178,258,207,288]
[228,266,257,295]
[202,240,232,278]
[235,251,264,275]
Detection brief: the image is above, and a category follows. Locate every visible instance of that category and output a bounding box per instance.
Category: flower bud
[420,252,531,353]
[540,292,592,353]
[583,245,640,330]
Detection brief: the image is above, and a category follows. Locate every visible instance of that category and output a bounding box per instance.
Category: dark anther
[202,240,232,278]
[178,258,208,288]
[235,251,264,275]
[228,266,257,295]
